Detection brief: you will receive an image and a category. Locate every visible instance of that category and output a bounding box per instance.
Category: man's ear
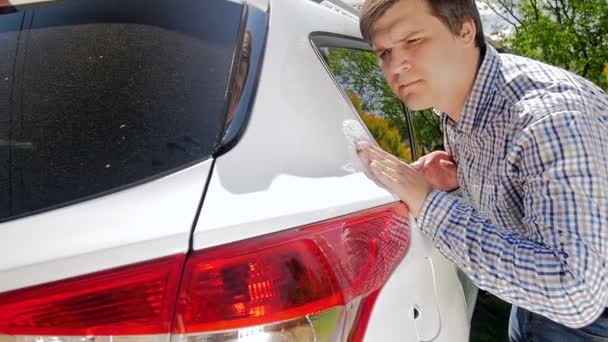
[459,17,476,46]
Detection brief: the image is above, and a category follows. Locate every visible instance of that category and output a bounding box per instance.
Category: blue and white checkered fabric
[417,45,608,328]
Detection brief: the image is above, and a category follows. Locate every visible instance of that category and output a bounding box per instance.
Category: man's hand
[411,150,459,192]
[357,142,433,218]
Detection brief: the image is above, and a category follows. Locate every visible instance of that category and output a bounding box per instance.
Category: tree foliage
[347,92,413,161]
[411,109,443,155]
[482,0,608,90]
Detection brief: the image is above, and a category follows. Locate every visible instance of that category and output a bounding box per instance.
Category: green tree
[482,0,608,90]
[411,109,443,155]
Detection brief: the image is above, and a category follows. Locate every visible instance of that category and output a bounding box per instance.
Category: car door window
[314,43,414,162]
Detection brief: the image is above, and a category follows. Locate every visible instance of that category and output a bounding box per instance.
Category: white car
[0,0,477,341]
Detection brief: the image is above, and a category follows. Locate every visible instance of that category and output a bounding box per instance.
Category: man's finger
[358,142,402,163]
[368,151,400,170]
[399,161,421,177]
[370,161,399,184]
[358,148,397,170]
[411,154,429,171]
[423,159,430,169]
[367,144,404,164]
[357,148,371,164]
[364,146,403,170]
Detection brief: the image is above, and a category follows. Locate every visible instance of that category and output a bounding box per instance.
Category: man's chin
[402,97,432,111]
[407,104,432,111]
[398,92,431,111]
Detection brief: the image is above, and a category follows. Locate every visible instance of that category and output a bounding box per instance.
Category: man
[355,0,608,340]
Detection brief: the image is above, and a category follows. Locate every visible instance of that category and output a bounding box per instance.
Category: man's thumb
[411,160,424,171]
[439,159,455,168]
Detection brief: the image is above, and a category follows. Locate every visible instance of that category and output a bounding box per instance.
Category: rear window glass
[0,0,243,221]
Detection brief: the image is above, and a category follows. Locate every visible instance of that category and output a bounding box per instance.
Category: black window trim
[308,32,420,160]
[214,0,270,157]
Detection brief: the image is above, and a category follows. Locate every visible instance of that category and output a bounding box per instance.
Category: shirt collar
[441,44,502,134]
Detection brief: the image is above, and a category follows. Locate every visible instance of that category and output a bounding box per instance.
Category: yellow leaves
[359,111,413,162]
[346,91,363,112]
[347,91,413,162]
[604,64,608,83]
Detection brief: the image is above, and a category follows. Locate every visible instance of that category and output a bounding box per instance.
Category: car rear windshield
[0,0,243,222]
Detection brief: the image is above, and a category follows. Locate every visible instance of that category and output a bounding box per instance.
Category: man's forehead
[371,20,422,50]
[368,0,428,48]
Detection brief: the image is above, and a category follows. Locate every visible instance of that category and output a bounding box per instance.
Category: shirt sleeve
[416,110,608,328]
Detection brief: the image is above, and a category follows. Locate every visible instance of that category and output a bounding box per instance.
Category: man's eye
[407,38,422,45]
[379,49,391,58]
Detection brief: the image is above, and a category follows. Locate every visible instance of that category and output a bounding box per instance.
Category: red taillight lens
[173,202,410,334]
[0,254,185,336]
[0,202,410,341]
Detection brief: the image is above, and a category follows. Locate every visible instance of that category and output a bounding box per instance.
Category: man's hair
[360,0,485,48]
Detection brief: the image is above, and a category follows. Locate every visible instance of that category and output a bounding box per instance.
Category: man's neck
[441,45,485,123]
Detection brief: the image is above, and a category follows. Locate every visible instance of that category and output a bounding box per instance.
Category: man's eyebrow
[373,29,424,52]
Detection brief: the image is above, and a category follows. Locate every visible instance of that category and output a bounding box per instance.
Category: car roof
[2,0,269,11]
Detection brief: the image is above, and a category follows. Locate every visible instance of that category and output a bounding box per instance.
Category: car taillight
[0,254,185,341]
[0,202,409,342]
[172,202,410,340]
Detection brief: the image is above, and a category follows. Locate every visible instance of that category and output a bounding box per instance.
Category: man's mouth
[398,79,422,91]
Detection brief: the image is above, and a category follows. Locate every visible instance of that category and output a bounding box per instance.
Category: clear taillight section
[172,306,347,342]
[0,203,410,341]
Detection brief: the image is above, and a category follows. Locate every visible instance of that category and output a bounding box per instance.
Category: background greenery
[481,0,608,90]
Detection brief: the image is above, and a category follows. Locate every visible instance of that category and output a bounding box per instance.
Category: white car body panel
[367,227,470,342]
[193,0,393,250]
[0,159,212,293]
[193,1,470,341]
[0,0,473,340]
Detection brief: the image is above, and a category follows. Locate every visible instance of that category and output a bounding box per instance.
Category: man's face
[370,0,473,111]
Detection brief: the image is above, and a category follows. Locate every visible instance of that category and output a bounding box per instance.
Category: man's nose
[389,48,411,78]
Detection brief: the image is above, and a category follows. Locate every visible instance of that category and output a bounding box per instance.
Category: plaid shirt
[417,45,608,328]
